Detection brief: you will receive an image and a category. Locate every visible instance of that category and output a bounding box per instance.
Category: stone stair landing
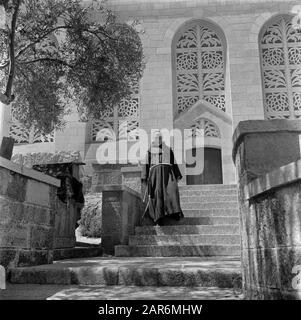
[115,184,240,257]
[9,256,241,288]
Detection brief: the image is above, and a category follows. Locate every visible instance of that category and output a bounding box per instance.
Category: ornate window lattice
[190,118,221,138]
[260,15,301,119]
[9,107,54,144]
[174,21,226,114]
[92,82,140,142]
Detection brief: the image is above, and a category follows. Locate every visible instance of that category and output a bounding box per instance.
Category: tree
[0,0,144,136]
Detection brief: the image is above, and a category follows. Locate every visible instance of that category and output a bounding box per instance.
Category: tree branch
[0,61,9,69]
[16,25,116,59]
[4,0,21,100]
[18,57,75,68]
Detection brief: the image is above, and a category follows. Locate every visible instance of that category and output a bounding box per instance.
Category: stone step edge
[9,266,242,288]
[116,244,241,249]
[182,201,238,204]
[130,234,241,238]
[135,224,240,230]
[179,184,237,188]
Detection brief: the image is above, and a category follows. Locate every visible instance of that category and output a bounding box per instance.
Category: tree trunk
[0,101,14,160]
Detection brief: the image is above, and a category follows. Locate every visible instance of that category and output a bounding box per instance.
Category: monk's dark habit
[141,137,184,224]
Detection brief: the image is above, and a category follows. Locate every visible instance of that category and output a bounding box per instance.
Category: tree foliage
[0,0,144,134]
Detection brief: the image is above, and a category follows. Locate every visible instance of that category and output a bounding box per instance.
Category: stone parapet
[233,120,301,300]
[0,157,60,269]
[97,185,142,255]
[121,166,142,194]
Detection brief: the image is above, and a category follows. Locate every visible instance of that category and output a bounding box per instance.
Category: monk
[141,133,184,225]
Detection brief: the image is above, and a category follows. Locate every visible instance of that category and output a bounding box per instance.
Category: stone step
[181,201,238,210]
[160,216,239,226]
[0,284,243,300]
[129,234,240,246]
[183,208,239,217]
[180,195,238,203]
[135,225,240,235]
[179,185,237,191]
[9,257,241,288]
[180,189,238,197]
[53,247,103,261]
[115,245,241,257]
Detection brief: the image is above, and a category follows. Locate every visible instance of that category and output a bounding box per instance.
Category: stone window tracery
[174,21,226,114]
[92,81,140,142]
[260,15,301,119]
[190,118,221,139]
[9,106,54,144]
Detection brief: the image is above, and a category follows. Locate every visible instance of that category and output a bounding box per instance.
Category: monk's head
[152,131,163,147]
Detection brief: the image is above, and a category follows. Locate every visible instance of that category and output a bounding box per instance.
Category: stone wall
[100,185,142,255]
[0,157,60,269]
[243,161,301,299]
[233,120,301,299]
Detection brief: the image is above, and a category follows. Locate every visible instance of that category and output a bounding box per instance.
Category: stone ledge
[94,184,141,198]
[121,166,141,173]
[232,120,301,162]
[12,151,84,167]
[0,157,60,187]
[246,159,301,199]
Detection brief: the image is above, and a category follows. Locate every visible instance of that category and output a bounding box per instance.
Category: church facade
[11,0,301,187]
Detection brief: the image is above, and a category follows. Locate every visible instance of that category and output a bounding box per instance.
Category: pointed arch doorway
[185,118,223,185]
[186,147,223,185]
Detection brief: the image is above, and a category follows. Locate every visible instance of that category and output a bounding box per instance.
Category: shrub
[79,193,102,238]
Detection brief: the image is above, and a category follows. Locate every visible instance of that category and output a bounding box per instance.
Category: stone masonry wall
[0,158,60,269]
[233,120,301,299]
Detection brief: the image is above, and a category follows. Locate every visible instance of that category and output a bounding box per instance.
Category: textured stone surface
[129,234,240,246]
[53,247,103,261]
[118,184,240,257]
[115,245,241,257]
[0,163,59,268]
[100,186,142,255]
[233,120,301,182]
[135,225,240,235]
[121,166,142,194]
[11,151,83,168]
[233,121,301,299]
[9,256,241,288]
[0,284,242,300]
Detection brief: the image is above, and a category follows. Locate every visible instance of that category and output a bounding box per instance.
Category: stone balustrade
[233,120,301,300]
[0,157,60,268]
[95,185,142,255]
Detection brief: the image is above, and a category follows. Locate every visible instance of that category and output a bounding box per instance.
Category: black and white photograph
[0,0,301,311]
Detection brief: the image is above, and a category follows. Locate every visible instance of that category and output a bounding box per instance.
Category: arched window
[173,20,226,115]
[10,107,54,144]
[190,118,221,138]
[259,15,301,119]
[92,81,140,142]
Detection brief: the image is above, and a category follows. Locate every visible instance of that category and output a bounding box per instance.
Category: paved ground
[15,256,241,270]
[3,257,242,299]
[0,284,243,300]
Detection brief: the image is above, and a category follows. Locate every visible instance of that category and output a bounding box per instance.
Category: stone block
[29,225,54,249]
[0,225,28,248]
[0,162,59,268]
[25,180,51,207]
[233,120,301,299]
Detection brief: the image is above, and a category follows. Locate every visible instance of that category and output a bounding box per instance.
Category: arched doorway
[185,118,223,185]
[186,147,223,185]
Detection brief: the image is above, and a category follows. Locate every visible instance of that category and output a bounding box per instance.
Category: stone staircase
[115,184,240,257]
[6,184,242,299]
